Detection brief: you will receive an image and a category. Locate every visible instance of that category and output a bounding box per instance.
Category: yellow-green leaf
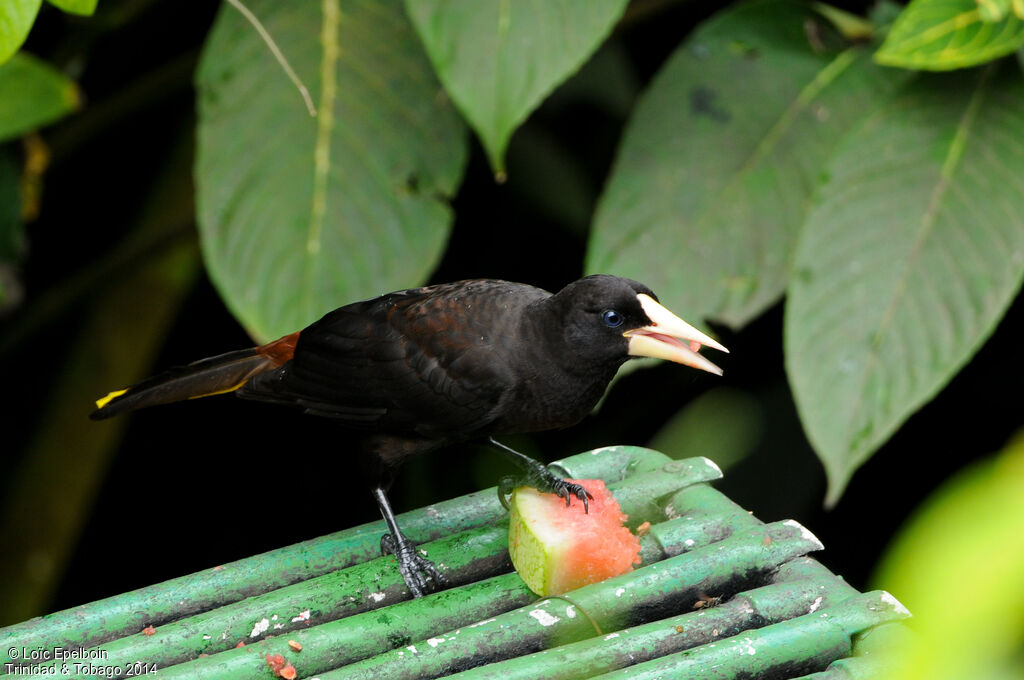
[875,0,1024,70]
[0,0,42,66]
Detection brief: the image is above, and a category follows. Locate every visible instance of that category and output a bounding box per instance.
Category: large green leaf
[785,63,1024,505]
[875,0,1024,70]
[0,0,42,66]
[404,0,627,177]
[196,0,467,340]
[587,0,908,331]
[0,52,79,142]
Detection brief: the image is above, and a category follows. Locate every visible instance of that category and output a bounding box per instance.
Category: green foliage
[873,433,1024,680]
[876,0,1024,70]
[0,3,90,312]
[0,0,98,66]
[0,48,79,318]
[0,0,42,66]
[0,52,79,142]
[1,0,1022,635]
[787,63,1024,504]
[195,0,468,341]
[188,0,1024,499]
[974,0,1024,22]
[587,0,909,330]
[404,0,628,177]
[7,0,1024,513]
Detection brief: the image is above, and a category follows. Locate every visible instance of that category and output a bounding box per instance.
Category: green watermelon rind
[508,486,568,595]
[508,480,639,596]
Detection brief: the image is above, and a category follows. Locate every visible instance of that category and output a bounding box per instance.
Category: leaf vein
[304,0,342,321]
[844,65,993,455]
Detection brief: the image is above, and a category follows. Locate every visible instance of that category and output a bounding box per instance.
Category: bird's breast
[488,364,618,434]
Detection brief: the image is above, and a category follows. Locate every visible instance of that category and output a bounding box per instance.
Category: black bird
[91,275,728,596]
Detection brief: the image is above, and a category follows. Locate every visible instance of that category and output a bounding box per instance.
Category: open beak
[625,294,729,376]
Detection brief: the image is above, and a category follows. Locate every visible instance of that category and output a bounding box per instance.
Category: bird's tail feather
[90,332,300,419]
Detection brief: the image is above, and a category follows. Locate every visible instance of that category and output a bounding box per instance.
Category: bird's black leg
[372,486,446,597]
[488,437,593,513]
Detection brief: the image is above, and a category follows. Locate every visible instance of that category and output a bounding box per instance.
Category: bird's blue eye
[603,309,624,328]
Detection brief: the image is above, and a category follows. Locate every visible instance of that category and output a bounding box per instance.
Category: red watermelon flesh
[508,478,642,596]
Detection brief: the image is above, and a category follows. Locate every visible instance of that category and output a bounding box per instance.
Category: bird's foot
[497,471,593,514]
[380,533,447,598]
[546,474,593,513]
[488,438,593,513]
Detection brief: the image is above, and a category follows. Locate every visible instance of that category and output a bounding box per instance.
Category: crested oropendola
[91,275,728,596]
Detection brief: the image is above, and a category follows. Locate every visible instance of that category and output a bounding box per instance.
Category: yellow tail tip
[95,388,128,410]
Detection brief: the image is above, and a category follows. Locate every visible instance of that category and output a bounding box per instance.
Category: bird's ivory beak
[624,294,729,375]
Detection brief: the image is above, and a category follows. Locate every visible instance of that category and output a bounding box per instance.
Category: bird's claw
[554,479,594,514]
[380,534,447,598]
[498,474,593,515]
[487,439,592,513]
[497,474,592,513]
[497,475,517,511]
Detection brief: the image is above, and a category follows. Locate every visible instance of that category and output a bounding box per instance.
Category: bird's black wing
[239,280,547,438]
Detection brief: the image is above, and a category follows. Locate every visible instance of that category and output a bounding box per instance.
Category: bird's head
[552,275,729,375]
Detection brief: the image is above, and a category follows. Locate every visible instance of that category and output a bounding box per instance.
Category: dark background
[2,0,1020,622]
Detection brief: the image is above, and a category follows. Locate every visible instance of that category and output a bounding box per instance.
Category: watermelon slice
[508,478,641,596]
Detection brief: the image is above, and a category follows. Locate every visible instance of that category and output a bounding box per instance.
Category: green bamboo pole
[12,457,721,679]
[0,446,691,663]
[146,511,748,680]
[770,557,860,601]
[318,519,824,680]
[445,550,876,680]
[551,445,681,479]
[664,482,763,533]
[788,620,914,679]
[588,590,910,680]
[658,484,866,613]
[15,525,509,680]
[1,485,497,657]
[154,573,536,680]
[444,579,847,680]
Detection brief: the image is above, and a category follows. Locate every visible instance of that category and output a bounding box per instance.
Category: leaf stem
[225,0,317,118]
